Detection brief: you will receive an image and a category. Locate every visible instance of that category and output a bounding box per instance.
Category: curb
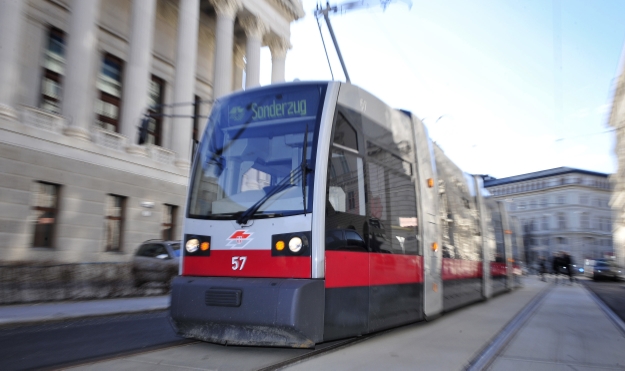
[0,306,170,328]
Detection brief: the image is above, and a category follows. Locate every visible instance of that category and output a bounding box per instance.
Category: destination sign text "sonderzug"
[251,99,307,121]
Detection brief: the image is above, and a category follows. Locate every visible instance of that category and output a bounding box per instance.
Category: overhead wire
[316,4,335,81]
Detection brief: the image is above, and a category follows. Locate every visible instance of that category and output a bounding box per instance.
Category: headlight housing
[272,232,310,256]
[186,239,199,253]
[289,237,303,253]
[184,234,211,256]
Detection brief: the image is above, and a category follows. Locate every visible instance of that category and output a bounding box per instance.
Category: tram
[170,81,520,348]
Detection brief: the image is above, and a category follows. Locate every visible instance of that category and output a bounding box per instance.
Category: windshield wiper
[301,125,310,215]
[236,166,303,225]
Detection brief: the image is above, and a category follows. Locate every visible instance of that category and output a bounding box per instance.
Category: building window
[557,212,567,230]
[593,216,600,230]
[147,75,165,146]
[518,201,526,210]
[530,199,537,209]
[541,215,549,230]
[40,27,65,114]
[348,191,356,210]
[96,54,123,132]
[579,194,588,205]
[540,197,547,208]
[557,195,565,205]
[162,204,177,240]
[105,194,126,252]
[580,212,590,230]
[32,182,60,248]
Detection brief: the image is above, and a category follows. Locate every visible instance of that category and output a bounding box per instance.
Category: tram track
[64,324,397,371]
[464,284,553,371]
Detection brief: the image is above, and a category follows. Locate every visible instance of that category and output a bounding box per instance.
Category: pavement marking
[464,284,552,371]
[584,284,625,337]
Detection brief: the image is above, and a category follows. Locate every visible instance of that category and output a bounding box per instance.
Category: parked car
[585,259,624,281]
[131,240,180,287]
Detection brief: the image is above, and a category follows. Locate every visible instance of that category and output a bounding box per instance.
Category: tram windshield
[188,84,327,221]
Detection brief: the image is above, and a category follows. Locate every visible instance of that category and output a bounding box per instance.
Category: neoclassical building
[483,167,613,268]
[609,45,625,269]
[0,0,304,262]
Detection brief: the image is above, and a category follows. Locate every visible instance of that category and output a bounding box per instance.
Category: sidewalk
[0,295,170,327]
[487,281,625,370]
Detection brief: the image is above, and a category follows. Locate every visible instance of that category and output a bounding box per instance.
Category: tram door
[324,109,370,341]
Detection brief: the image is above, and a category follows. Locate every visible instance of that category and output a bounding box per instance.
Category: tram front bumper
[170,276,325,348]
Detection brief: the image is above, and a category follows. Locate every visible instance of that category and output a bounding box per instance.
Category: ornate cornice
[239,15,268,39]
[266,35,291,58]
[209,0,241,19]
[268,0,305,21]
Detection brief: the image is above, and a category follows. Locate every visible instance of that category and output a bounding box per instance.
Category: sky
[259,0,625,179]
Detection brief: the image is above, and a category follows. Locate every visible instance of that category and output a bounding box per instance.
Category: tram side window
[325,113,368,252]
[489,202,505,262]
[326,149,368,252]
[333,113,358,150]
[367,142,419,255]
[440,183,478,260]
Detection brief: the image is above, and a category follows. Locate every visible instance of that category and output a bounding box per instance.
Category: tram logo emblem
[227,230,253,248]
[229,106,245,122]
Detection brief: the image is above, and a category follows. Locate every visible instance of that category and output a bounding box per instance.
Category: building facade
[0,0,304,263]
[609,44,625,269]
[483,167,613,268]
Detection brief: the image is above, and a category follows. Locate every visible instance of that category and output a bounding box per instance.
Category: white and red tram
[170,81,520,348]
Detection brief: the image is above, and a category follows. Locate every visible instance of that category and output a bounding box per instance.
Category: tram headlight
[186,238,200,253]
[289,237,303,253]
[272,232,310,256]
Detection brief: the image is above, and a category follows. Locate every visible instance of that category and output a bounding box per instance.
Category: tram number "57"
[231,256,247,270]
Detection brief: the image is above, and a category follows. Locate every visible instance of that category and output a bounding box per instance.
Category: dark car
[586,259,624,281]
[131,240,180,287]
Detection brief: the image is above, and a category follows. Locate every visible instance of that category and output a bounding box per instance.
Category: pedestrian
[551,252,561,284]
[562,252,574,284]
[539,258,547,282]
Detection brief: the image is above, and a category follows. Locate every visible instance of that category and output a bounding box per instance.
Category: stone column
[0,0,24,119]
[268,36,290,84]
[171,0,199,169]
[210,0,240,98]
[240,15,266,89]
[232,43,245,92]
[120,0,156,155]
[61,0,101,140]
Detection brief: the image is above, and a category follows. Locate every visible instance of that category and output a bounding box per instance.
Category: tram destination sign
[227,86,322,125]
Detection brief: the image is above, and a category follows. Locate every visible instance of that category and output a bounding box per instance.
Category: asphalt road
[581,278,625,322]
[0,310,189,371]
